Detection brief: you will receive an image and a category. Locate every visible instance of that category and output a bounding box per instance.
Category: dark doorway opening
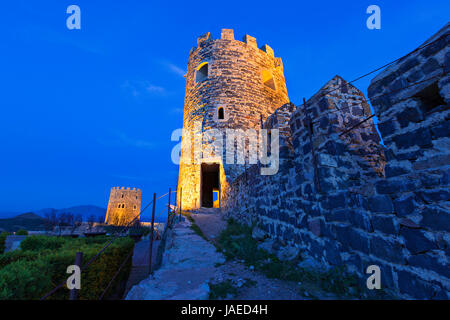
[201,163,219,208]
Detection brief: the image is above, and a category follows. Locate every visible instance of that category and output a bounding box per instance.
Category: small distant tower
[105,187,142,226]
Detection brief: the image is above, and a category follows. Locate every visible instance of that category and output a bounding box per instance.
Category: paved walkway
[124,238,160,297]
[126,219,225,300]
[126,210,336,300]
[4,235,27,253]
[189,209,226,244]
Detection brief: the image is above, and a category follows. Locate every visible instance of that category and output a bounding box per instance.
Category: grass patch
[190,223,209,241]
[243,278,257,288]
[209,280,238,300]
[185,214,209,241]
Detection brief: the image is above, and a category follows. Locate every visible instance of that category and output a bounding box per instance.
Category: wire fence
[40,187,180,300]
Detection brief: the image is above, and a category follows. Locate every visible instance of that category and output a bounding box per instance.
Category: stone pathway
[125,219,225,300]
[189,209,226,243]
[126,211,337,300]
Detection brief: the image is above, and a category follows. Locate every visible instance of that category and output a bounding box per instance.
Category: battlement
[192,28,278,59]
[111,186,141,192]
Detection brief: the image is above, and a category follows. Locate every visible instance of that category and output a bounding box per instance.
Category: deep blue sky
[0,1,448,220]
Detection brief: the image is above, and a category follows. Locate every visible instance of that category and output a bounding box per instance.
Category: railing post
[168,188,171,216]
[303,97,321,193]
[219,187,221,210]
[167,188,171,227]
[149,193,156,274]
[179,188,182,222]
[69,252,83,300]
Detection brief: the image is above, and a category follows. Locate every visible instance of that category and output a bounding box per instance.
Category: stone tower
[105,187,141,226]
[177,29,289,210]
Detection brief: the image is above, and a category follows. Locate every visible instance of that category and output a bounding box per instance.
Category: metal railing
[41,187,182,300]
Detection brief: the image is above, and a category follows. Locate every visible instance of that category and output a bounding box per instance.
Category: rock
[257,239,275,253]
[252,227,267,241]
[297,257,325,272]
[277,245,299,261]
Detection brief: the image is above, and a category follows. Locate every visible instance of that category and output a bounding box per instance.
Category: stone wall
[223,24,449,299]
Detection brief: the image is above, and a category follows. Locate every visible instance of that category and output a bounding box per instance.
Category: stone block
[368,195,394,213]
[370,235,405,264]
[397,269,437,299]
[372,214,399,235]
[393,127,432,149]
[430,121,450,139]
[408,252,450,279]
[385,165,409,178]
[394,194,416,216]
[400,227,437,254]
[421,206,450,232]
[376,179,417,195]
[348,210,373,232]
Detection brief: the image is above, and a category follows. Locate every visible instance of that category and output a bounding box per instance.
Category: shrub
[16,229,28,236]
[20,235,67,251]
[209,280,238,300]
[0,250,45,270]
[217,219,270,266]
[0,233,6,254]
[0,232,11,254]
[0,236,134,300]
[0,259,52,300]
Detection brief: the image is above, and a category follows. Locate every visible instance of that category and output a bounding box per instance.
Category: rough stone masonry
[221,23,449,299]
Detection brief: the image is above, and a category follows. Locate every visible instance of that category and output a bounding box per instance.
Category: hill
[0,205,107,232]
[0,212,46,232]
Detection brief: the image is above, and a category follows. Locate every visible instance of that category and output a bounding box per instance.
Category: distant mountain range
[0,213,46,232]
[35,205,106,220]
[0,205,106,232]
[0,204,167,232]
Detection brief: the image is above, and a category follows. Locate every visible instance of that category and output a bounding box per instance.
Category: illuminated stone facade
[177,29,289,210]
[105,187,141,226]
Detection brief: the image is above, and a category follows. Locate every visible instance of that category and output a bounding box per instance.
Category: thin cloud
[170,107,184,114]
[146,84,166,94]
[167,63,186,78]
[98,132,155,150]
[122,80,167,97]
[117,132,154,149]
[159,60,186,78]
